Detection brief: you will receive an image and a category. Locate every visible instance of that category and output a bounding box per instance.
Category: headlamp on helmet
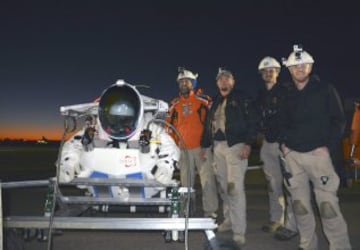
[283,44,314,67]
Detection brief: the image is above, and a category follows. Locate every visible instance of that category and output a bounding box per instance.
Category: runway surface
[2,146,360,250]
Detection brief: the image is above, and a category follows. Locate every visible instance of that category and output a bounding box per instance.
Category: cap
[216,67,234,80]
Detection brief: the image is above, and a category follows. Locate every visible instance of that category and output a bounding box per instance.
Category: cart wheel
[164,230,172,243]
[37,229,48,242]
[178,231,185,242]
[22,228,33,241]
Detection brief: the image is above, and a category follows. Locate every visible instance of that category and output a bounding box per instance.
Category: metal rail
[0,178,177,189]
[67,177,177,187]
[4,217,216,231]
[60,196,171,206]
[1,179,50,189]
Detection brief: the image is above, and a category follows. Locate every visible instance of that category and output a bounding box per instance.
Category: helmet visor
[98,84,142,140]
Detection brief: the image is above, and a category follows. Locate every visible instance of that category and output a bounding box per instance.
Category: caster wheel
[37,229,48,242]
[178,231,185,242]
[164,231,172,243]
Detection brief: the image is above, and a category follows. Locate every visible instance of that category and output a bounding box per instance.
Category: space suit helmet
[98,80,144,140]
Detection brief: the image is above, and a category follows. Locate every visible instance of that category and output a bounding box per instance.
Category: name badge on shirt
[182,103,193,116]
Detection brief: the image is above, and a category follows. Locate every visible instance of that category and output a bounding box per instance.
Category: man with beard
[167,67,218,219]
[279,45,351,250]
[201,68,259,249]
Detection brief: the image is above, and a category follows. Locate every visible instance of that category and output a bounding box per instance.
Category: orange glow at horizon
[0,127,64,140]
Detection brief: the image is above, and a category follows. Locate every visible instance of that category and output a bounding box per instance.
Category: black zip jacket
[278,76,346,152]
[201,89,259,148]
[255,83,290,143]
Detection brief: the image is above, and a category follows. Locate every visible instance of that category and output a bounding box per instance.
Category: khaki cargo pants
[260,140,297,231]
[213,141,247,235]
[284,149,351,250]
[179,147,219,215]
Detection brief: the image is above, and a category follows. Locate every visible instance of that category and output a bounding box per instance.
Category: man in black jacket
[201,68,259,248]
[279,45,351,250]
[256,56,298,241]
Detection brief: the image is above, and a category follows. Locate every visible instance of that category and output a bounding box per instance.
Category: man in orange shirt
[167,67,218,219]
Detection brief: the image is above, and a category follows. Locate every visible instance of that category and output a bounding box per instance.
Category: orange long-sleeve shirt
[167,90,210,149]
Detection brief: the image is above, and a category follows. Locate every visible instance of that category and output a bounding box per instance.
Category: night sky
[1,1,359,140]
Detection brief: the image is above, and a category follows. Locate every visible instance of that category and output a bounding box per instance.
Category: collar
[179,90,195,100]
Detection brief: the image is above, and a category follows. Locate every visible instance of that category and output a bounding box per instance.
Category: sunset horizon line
[0,137,61,141]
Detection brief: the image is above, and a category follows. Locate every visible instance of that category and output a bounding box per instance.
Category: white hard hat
[177,67,198,82]
[258,57,281,70]
[283,44,315,67]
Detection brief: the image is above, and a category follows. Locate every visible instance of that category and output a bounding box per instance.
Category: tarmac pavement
[3,169,360,250]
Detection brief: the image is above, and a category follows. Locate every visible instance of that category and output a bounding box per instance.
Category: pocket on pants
[282,152,303,189]
[283,151,304,176]
[310,155,339,192]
